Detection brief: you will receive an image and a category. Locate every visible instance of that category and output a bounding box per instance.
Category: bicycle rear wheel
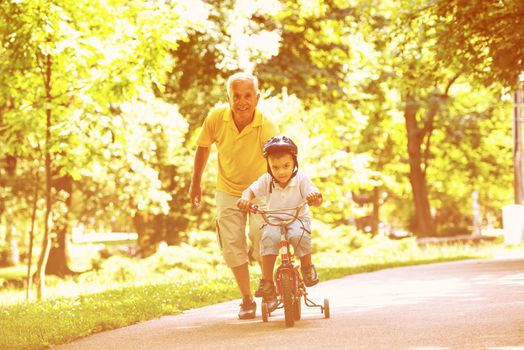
[323,298,330,319]
[282,273,295,327]
[293,296,301,321]
[261,302,269,322]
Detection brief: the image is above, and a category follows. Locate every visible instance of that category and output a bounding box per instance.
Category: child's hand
[306,192,323,206]
[236,198,251,212]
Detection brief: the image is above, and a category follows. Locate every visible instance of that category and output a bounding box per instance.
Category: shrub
[312,221,373,254]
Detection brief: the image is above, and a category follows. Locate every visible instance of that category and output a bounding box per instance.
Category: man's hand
[189,146,210,208]
[236,198,251,212]
[189,182,202,207]
[306,192,323,206]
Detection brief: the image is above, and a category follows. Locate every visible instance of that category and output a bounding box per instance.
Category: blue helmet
[263,136,298,158]
[263,136,299,186]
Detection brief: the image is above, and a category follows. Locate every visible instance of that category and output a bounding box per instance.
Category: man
[189,72,279,319]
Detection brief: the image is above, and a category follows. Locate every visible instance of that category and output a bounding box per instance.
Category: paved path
[54,257,524,349]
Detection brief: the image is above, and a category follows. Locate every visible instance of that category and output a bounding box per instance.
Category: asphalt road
[54,257,524,350]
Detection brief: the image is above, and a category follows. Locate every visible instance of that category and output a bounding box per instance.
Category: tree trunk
[5,218,19,266]
[45,224,73,276]
[36,50,53,300]
[370,187,380,235]
[404,97,436,236]
[26,170,39,302]
[133,213,152,257]
[45,175,74,276]
[4,155,19,266]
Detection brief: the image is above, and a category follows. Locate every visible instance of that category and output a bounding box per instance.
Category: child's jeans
[260,218,311,257]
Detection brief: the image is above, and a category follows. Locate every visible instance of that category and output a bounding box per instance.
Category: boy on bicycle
[236,136,323,308]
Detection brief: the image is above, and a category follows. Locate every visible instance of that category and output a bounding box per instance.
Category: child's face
[268,153,295,187]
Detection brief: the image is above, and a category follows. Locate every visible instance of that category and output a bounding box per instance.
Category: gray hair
[226,72,259,97]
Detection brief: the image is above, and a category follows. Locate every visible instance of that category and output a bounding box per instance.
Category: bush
[312,221,373,254]
[187,230,220,254]
[99,256,147,283]
[143,243,221,273]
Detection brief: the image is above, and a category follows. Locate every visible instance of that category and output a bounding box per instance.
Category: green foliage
[428,82,513,232]
[435,0,524,86]
[143,243,222,273]
[260,93,373,225]
[0,0,201,254]
[257,0,354,103]
[312,220,373,253]
[0,0,518,268]
[163,0,284,133]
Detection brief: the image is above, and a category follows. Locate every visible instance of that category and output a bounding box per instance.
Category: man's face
[268,153,294,187]
[228,78,259,121]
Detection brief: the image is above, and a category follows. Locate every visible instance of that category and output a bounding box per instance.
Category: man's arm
[189,146,211,207]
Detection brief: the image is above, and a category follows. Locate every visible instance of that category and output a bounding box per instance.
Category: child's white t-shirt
[249,170,319,219]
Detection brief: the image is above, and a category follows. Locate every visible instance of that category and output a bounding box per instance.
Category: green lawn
[0,265,30,280]
[1,233,522,350]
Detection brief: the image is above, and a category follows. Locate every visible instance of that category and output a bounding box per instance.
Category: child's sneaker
[254,279,275,297]
[255,279,278,311]
[263,295,278,312]
[301,264,319,287]
[238,296,256,319]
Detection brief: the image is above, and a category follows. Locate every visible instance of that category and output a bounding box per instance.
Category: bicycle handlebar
[249,200,309,227]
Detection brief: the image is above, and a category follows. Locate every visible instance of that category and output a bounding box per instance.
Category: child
[236,136,323,307]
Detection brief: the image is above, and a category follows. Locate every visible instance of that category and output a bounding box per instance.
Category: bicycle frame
[252,200,308,264]
[252,200,325,326]
[252,201,307,285]
[274,225,300,296]
[249,200,329,326]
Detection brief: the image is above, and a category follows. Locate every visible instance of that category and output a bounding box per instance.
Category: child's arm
[301,173,323,206]
[236,188,255,212]
[306,192,323,206]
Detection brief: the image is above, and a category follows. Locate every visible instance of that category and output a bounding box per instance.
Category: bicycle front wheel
[282,273,295,327]
[293,296,302,321]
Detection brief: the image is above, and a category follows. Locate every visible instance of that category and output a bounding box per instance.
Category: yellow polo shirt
[197,104,279,196]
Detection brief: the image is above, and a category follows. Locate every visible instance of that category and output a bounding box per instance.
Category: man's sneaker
[254,279,275,298]
[238,297,256,319]
[301,264,319,287]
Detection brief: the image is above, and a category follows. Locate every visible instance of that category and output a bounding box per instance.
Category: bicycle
[250,200,330,327]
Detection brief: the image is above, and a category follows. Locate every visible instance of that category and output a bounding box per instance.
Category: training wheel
[323,299,330,319]
[261,302,269,322]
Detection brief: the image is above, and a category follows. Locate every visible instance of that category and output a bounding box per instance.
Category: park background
[1,0,524,348]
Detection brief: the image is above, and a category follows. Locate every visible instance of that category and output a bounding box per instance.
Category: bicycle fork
[275,226,301,295]
[276,226,324,313]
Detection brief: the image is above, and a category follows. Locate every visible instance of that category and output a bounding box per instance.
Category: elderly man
[189,72,279,319]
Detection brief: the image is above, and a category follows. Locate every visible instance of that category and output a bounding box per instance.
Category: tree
[369,0,514,235]
[1,0,194,297]
[256,0,353,104]
[371,1,464,235]
[427,83,512,233]
[436,0,524,86]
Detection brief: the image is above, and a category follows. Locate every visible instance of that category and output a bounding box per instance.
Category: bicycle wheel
[282,273,295,327]
[261,302,269,322]
[293,296,301,321]
[323,298,330,319]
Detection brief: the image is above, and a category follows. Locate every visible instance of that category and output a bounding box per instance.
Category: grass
[0,265,31,283]
[1,228,523,350]
[0,278,239,350]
